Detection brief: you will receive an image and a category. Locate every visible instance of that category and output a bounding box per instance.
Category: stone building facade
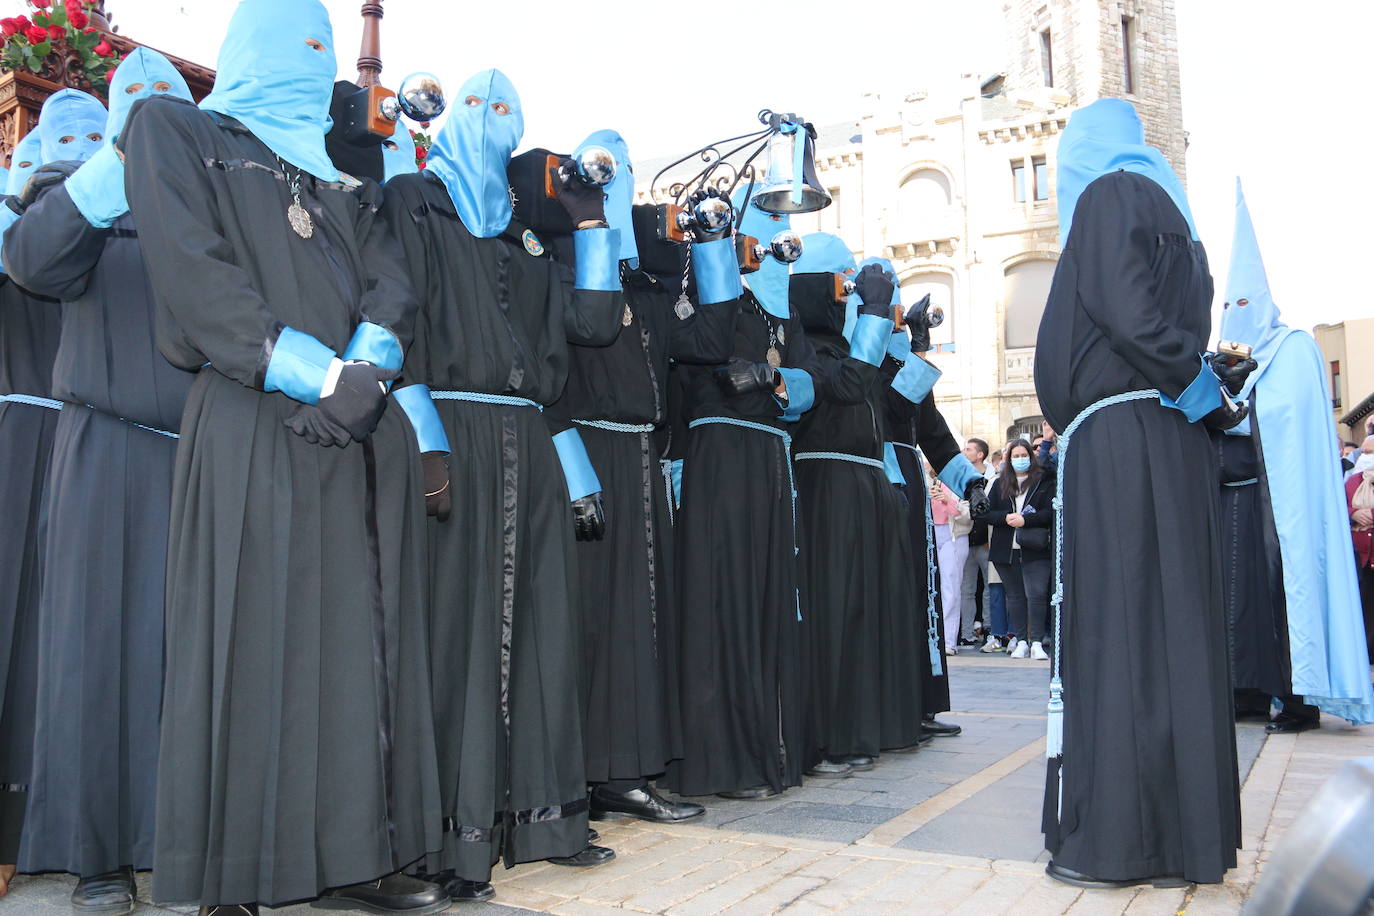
[635,0,1186,442]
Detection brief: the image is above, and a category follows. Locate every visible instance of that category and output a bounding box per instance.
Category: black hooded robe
[122,98,441,906]
[0,269,61,865]
[3,183,195,877]
[380,171,621,881]
[1034,170,1240,884]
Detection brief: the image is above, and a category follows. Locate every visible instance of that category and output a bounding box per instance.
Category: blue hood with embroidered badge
[38,89,106,163]
[733,184,793,319]
[382,119,418,184]
[427,68,524,239]
[5,131,42,195]
[1056,98,1197,247]
[575,128,636,264]
[199,0,341,182]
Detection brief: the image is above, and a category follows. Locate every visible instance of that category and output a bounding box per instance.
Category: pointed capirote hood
[426,68,524,238]
[38,89,106,163]
[575,128,636,264]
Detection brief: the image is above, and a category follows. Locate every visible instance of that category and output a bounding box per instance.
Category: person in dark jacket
[981,439,1055,661]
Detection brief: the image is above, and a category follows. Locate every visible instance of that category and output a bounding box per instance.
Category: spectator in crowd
[979,559,1010,653]
[982,439,1055,660]
[1037,420,1059,470]
[1341,439,1357,474]
[989,448,1004,474]
[1347,462,1374,663]
[958,438,995,647]
[929,465,970,657]
[1346,436,1374,481]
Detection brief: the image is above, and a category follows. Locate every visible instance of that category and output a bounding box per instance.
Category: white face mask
[1355,453,1374,475]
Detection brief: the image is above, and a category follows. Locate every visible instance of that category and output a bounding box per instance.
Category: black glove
[422,450,451,522]
[572,492,606,541]
[686,187,732,243]
[317,361,401,442]
[906,294,935,353]
[8,160,82,214]
[854,263,895,319]
[965,477,989,519]
[713,357,780,397]
[1205,353,1258,397]
[550,157,607,226]
[1203,394,1249,431]
[283,404,352,447]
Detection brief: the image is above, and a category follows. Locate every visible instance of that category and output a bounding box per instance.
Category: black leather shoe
[717,785,781,800]
[547,844,616,867]
[446,879,495,903]
[588,826,599,843]
[1046,862,1188,889]
[837,755,876,771]
[199,907,259,916]
[921,717,962,737]
[805,759,853,779]
[72,866,135,915]
[1265,714,1320,734]
[313,873,450,914]
[591,785,706,823]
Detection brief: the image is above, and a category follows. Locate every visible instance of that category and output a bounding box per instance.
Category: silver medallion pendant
[674,295,695,320]
[287,201,314,239]
[766,347,782,368]
[777,325,786,345]
[622,303,634,327]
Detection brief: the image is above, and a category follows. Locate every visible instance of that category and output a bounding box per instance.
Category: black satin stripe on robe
[1034,170,1239,884]
[121,98,439,906]
[0,277,61,864]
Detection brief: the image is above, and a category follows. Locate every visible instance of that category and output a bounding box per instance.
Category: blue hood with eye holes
[426,68,524,238]
[38,89,106,163]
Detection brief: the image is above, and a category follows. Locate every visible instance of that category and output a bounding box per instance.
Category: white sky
[107,0,1370,335]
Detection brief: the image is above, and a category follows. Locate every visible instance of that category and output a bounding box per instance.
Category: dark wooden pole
[356,0,383,87]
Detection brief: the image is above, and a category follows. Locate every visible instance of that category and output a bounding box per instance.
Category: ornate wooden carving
[357,0,384,87]
[0,69,62,167]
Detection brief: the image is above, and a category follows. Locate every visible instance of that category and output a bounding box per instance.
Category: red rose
[67,9,86,28]
[92,38,112,56]
[46,23,64,39]
[29,0,51,8]
[414,146,428,160]
[25,24,47,42]
[0,18,18,36]
[420,121,430,129]
[14,14,31,28]
[417,161,427,170]
[82,26,94,33]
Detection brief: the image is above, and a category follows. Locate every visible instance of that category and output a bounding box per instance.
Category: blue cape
[844,255,900,341]
[1056,98,1196,246]
[427,68,523,239]
[575,128,636,265]
[200,0,341,181]
[381,119,417,184]
[1221,183,1374,724]
[107,47,192,144]
[733,184,792,319]
[38,89,106,163]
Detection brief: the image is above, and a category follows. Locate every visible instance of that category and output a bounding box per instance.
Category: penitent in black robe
[4,183,195,877]
[122,98,440,906]
[554,265,736,786]
[0,267,61,864]
[381,171,621,881]
[1034,170,1239,884]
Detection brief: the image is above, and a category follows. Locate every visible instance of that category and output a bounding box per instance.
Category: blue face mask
[380,119,417,184]
[1011,456,1032,473]
[4,131,40,195]
[575,128,636,265]
[427,68,524,239]
[733,184,793,319]
[38,89,107,163]
[199,0,340,181]
[107,47,192,145]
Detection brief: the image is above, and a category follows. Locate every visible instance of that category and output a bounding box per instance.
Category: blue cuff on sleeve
[1160,358,1224,422]
[393,385,451,455]
[937,453,980,498]
[65,145,128,229]
[888,330,913,362]
[692,237,743,305]
[264,326,336,404]
[849,314,894,367]
[573,227,621,291]
[892,357,941,404]
[342,321,403,371]
[883,442,907,486]
[553,428,602,500]
[776,367,815,422]
[669,458,684,508]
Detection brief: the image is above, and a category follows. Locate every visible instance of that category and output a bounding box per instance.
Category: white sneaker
[1030,641,1049,661]
[1004,637,1021,656]
[979,636,1003,653]
[945,646,957,657]
[1010,640,1030,659]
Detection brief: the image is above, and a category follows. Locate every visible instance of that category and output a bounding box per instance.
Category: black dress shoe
[416,869,494,904]
[1046,862,1188,889]
[921,718,962,737]
[588,827,599,843]
[591,785,706,823]
[836,755,876,771]
[717,784,781,800]
[1265,714,1320,734]
[805,759,854,779]
[313,873,449,914]
[72,866,135,915]
[547,843,616,867]
[199,907,259,916]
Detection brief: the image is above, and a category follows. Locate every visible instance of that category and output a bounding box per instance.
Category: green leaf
[32,41,51,56]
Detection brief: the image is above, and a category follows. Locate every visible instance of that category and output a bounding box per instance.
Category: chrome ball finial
[768,230,803,264]
[397,72,446,122]
[692,194,734,234]
[927,305,945,329]
[574,145,617,187]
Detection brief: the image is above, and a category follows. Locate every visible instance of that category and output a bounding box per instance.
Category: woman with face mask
[981,439,1055,661]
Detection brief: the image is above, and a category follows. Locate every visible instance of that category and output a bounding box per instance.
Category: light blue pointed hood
[1219,179,1297,398]
[5,131,42,195]
[107,47,192,145]
[793,231,855,277]
[381,119,417,183]
[199,0,340,181]
[733,183,792,319]
[427,68,523,238]
[38,89,106,163]
[844,255,900,341]
[575,128,636,264]
[1056,98,1196,246]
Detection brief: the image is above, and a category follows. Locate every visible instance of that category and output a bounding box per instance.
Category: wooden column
[356,0,383,87]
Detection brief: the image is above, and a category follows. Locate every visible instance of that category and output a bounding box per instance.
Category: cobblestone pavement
[6,654,1371,915]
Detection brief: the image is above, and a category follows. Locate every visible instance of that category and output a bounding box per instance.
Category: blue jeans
[987,582,1008,637]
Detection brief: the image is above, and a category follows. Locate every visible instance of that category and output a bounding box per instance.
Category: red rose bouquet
[1,0,119,96]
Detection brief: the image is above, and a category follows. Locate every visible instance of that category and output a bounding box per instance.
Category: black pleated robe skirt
[893,444,952,715]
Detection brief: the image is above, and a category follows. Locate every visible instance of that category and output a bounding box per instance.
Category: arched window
[901,273,955,349]
[899,168,953,240]
[1003,259,1056,349]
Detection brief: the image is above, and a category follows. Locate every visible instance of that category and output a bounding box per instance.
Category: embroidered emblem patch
[522,229,544,257]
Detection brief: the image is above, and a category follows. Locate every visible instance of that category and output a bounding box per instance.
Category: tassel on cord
[1046,676,1064,758]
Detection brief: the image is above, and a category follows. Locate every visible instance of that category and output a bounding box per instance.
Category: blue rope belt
[893,441,943,675]
[574,419,654,434]
[690,416,801,621]
[660,458,675,526]
[430,390,543,411]
[1222,478,1258,487]
[0,393,63,410]
[794,450,885,471]
[1048,389,1160,815]
[82,404,178,439]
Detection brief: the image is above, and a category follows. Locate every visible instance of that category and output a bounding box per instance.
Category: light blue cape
[1221,182,1374,724]
[199,0,341,181]
[381,119,417,183]
[575,128,636,264]
[844,255,900,341]
[733,184,792,319]
[5,131,41,194]
[38,89,106,163]
[1056,98,1196,246]
[427,68,523,238]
